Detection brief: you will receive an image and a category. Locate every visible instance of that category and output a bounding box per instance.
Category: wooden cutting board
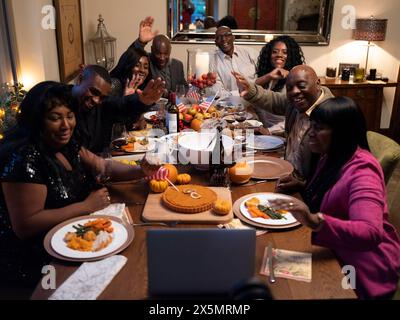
[142,187,233,224]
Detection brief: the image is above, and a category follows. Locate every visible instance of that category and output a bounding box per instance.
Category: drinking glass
[111,123,128,149]
[176,84,186,99]
[234,105,247,129]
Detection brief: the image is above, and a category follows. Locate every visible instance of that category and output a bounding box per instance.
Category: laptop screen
[147,228,256,296]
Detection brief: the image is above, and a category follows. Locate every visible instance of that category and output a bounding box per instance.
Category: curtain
[0,0,17,85]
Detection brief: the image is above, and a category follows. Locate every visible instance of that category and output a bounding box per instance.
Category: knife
[267,243,276,283]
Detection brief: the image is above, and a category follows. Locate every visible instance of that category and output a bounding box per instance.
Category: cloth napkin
[260,248,312,282]
[218,218,267,236]
[91,203,130,224]
[49,255,127,300]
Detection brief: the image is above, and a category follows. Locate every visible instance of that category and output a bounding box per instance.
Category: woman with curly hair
[255,36,305,130]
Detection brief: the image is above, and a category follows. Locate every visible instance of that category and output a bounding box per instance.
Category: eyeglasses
[216,32,233,41]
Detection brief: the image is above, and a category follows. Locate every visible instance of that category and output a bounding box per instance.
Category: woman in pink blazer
[273,96,400,299]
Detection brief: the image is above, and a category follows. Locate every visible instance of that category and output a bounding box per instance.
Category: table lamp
[353,16,387,72]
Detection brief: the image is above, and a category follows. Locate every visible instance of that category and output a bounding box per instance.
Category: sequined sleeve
[1,146,45,185]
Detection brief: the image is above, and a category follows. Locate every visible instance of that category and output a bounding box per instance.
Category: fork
[242,179,269,186]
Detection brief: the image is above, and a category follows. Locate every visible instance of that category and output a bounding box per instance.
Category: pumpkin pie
[162,184,217,214]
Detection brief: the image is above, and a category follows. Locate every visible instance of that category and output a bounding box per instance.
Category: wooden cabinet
[319,78,397,132]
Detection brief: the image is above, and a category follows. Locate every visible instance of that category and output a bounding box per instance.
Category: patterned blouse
[0,140,95,288]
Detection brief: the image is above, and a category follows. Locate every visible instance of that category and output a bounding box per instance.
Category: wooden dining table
[31,152,357,300]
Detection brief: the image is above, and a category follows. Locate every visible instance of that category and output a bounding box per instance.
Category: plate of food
[143,111,157,121]
[113,154,144,164]
[246,135,284,151]
[222,113,253,123]
[233,193,301,229]
[119,137,156,153]
[156,132,193,151]
[44,215,134,261]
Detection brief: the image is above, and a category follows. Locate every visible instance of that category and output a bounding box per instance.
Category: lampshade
[353,18,387,41]
[89,15,117,71]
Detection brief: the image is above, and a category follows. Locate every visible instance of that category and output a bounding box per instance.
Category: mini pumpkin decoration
[163,164,178,184]
[176,173,191,185]
[149,179,169,193]
[213,199,232,216]
[228,161,253,184]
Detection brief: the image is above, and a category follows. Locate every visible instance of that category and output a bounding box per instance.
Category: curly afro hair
[256,36,305,91]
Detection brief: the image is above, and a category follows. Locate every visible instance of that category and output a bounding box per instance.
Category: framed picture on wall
[54,0,84,83]
[338,63,359,77]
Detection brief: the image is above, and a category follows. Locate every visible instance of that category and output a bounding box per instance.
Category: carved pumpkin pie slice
[162,184,218,214]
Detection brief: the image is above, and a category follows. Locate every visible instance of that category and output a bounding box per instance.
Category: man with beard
[72,65,165,153]
[233,65,334,189]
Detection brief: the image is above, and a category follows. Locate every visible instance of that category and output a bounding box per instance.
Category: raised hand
[137,77,166,105]
[232,71,251,97]
[139,16,159,44]
[124,74,144,96]
[269,68,289,81]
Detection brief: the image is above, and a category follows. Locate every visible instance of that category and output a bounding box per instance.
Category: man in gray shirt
[234,65,334,190]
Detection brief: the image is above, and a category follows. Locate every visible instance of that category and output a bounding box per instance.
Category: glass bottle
[166,92,179,134]
[209,125,230,187]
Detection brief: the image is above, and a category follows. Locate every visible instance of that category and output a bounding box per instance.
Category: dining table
[31,146,357,300]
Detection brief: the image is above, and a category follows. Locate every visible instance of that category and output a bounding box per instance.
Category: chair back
[367,131,400,184]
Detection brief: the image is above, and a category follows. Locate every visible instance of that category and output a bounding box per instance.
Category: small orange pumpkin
[213,199,232,216]
[149,179,169,193]
[162,164,178,184]
[176,173,191,185]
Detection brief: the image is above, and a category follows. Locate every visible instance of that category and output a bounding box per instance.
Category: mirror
[168,0,335,45]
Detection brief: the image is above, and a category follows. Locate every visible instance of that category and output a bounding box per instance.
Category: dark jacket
[131,39,188,95]
[72,86,148,153]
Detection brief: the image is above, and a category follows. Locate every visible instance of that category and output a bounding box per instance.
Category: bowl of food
[177,131,234,168]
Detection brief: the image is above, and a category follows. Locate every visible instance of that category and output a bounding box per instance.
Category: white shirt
[212,45,258,97]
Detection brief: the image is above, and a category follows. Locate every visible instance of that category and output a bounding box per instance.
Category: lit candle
[195,52,209,78]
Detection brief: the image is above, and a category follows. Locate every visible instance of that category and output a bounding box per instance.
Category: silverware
[267,243,276,283]
[206,137,216,149]
[242,179,269,186]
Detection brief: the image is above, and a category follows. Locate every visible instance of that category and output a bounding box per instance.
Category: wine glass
[175,84,186,100]
[234,105,247,128]
[110,123,128,150]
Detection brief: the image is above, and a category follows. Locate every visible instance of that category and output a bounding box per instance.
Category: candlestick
[195,52,209,78]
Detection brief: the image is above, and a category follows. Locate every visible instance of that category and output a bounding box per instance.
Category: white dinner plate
[50,217,128,259]
[239,193,298,227]
[143,111,157,121]
[156,132,193,150]
[246,135,284,151]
